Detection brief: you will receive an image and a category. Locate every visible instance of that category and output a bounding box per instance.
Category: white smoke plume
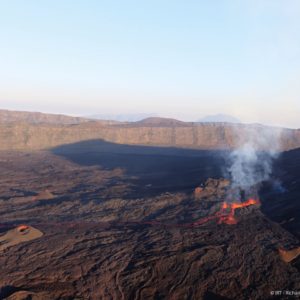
[227,125,282,199]
[229,143,273,189]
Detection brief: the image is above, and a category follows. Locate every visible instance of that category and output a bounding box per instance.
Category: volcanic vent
[192,178,261,227]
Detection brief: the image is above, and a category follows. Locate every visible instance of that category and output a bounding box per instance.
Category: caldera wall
[0,122,299,151]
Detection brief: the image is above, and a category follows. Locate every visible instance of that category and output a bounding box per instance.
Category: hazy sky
[0,1,299,128]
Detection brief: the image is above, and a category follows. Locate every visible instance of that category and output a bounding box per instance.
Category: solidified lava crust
[0,149,299,300]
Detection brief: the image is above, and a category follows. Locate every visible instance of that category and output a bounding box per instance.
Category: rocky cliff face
[0,109,91,125]
[0,119,300,151]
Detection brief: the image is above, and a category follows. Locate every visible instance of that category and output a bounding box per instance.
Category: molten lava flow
[231,198,259,210]
[218,198,260,225]
[192,198,260,227]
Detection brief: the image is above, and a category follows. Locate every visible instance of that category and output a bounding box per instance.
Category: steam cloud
[229,143,274,189]
[227,125,282,199]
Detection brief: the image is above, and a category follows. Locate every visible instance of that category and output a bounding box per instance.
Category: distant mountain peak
[197,114,241,124]
[87,113,158,122]
[137,117,186,126]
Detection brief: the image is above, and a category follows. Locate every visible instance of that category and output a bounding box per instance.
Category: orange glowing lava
[218,198,260,225]
[222,202,229,210]
[231,198,259,210]
[192,198,260,226]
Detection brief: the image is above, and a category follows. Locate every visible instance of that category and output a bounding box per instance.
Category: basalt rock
[194,178,231,200]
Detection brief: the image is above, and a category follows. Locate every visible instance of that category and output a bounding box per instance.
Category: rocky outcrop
[194,178,231,200]
[194,187,204,199]
[279,247,300,263]
[33,190,55,201]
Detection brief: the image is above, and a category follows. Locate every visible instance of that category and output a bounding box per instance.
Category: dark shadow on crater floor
[260,148,300,238]
[52,139,228,197]
[52,141,300,237]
